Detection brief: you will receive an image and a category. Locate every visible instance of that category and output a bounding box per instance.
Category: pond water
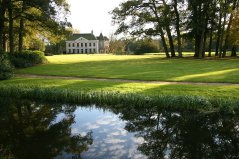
[0,98,239,159]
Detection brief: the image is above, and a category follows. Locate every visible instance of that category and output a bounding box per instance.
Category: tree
[111,0,174,58]
[222,0,239,57]
[230,7,239,56]
[112,0,239,58]
[172,0,183,57]
[0,0,71,53]
[0,0,7,52]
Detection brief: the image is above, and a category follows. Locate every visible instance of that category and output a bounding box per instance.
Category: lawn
[16,54,239,83]
[1,77,239,100]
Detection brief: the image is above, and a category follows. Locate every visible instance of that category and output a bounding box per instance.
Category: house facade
[66,32,109,54]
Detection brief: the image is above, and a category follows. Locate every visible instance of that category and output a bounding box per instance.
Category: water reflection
[0,98,92,159]
[0,98,239,159]
[114,106,239,159]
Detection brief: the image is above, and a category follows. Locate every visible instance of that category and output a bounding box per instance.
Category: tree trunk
[151,1,170,58]
[219,12,227,57]
[3,33,6,52]
[198,30,205,58]
[162,0,175,57]
[202,14,209,58]
[222,0,237,57]
[203,31,207,58]
[0,0,7,52]
[231,45,237,57]
[159,28,170,58]
[18,0,27,53]
[208,26,213,57]
[7,0,14,54]
[194,35,200,58]
[215,4,223,56]
[173,0,182,58]
[165,26,176,57]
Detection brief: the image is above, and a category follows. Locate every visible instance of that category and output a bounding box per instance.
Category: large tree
[112,0,239,58]
[111,0,178,58]
[0,0,71,53]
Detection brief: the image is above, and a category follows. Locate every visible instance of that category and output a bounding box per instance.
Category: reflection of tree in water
[115,106,239,159]
[0,98,92,159]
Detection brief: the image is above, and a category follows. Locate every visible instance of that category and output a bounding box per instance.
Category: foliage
[0,0,72,53]
[0,53,14,80]
[127,39,159,54]
[111,0,239,58]
[109,38,127,55]
[45,40,66,54]
[10,50,48,68]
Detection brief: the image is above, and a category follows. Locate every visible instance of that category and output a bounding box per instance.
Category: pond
[0,98,239,159]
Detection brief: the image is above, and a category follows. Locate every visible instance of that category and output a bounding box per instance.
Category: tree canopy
[111,0,239,58]
[0,0,72,53]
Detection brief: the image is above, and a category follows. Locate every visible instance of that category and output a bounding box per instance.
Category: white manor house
[66,31,109,54]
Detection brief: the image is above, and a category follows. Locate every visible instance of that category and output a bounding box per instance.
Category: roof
[67,33,97,41]
[96,36,109,41]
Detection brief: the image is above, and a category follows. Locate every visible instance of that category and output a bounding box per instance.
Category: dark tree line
[111,0,239,58]
[0,0,71,54]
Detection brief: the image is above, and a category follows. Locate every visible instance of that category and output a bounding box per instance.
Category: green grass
[0,77,239,112]
[1,77,239,99]
[1,54,239,111]
[16,54,239,83]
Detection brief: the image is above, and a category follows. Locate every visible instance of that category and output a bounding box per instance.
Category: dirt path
[16,74,239,86]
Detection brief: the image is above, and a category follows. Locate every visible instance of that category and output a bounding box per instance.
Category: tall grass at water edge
[0,85,238,113]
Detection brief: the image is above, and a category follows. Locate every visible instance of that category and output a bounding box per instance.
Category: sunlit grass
[16,54,239,83]
[1,77,239,99]
[0,77,239,112]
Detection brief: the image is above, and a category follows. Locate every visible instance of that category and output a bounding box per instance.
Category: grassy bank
[16,54,239,83]
[0,83,238,113]
[1,77,239,99]
[0,77,239,112]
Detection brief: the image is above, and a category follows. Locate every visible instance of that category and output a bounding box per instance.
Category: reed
[0,85,238,113]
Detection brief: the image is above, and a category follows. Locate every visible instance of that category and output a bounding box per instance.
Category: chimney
[91,30,93,35]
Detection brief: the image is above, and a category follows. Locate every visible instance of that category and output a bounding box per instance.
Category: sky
[68,0,123,37]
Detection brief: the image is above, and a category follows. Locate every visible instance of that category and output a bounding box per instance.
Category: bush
[10,50,48,68]
[0,53,14,80]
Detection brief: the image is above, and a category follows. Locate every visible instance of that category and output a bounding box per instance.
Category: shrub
[0,53,14,80]
[10,50,48,68]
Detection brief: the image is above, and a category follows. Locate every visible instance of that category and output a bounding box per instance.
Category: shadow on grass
[15,55,239,83]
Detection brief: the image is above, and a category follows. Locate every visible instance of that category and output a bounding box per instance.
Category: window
[77,49,80,53]
[73,49,75,53]
[85,49,88,53]
[69,49,71,53]
[81,49,84,53]
[85,43,87,47]
[81,43,83,47]
[89,49,92,53]
[89,43,92,47]
[93,43,95,46]
[77,43,79,47]
[68,43,71,47]
[93,49,96,53]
